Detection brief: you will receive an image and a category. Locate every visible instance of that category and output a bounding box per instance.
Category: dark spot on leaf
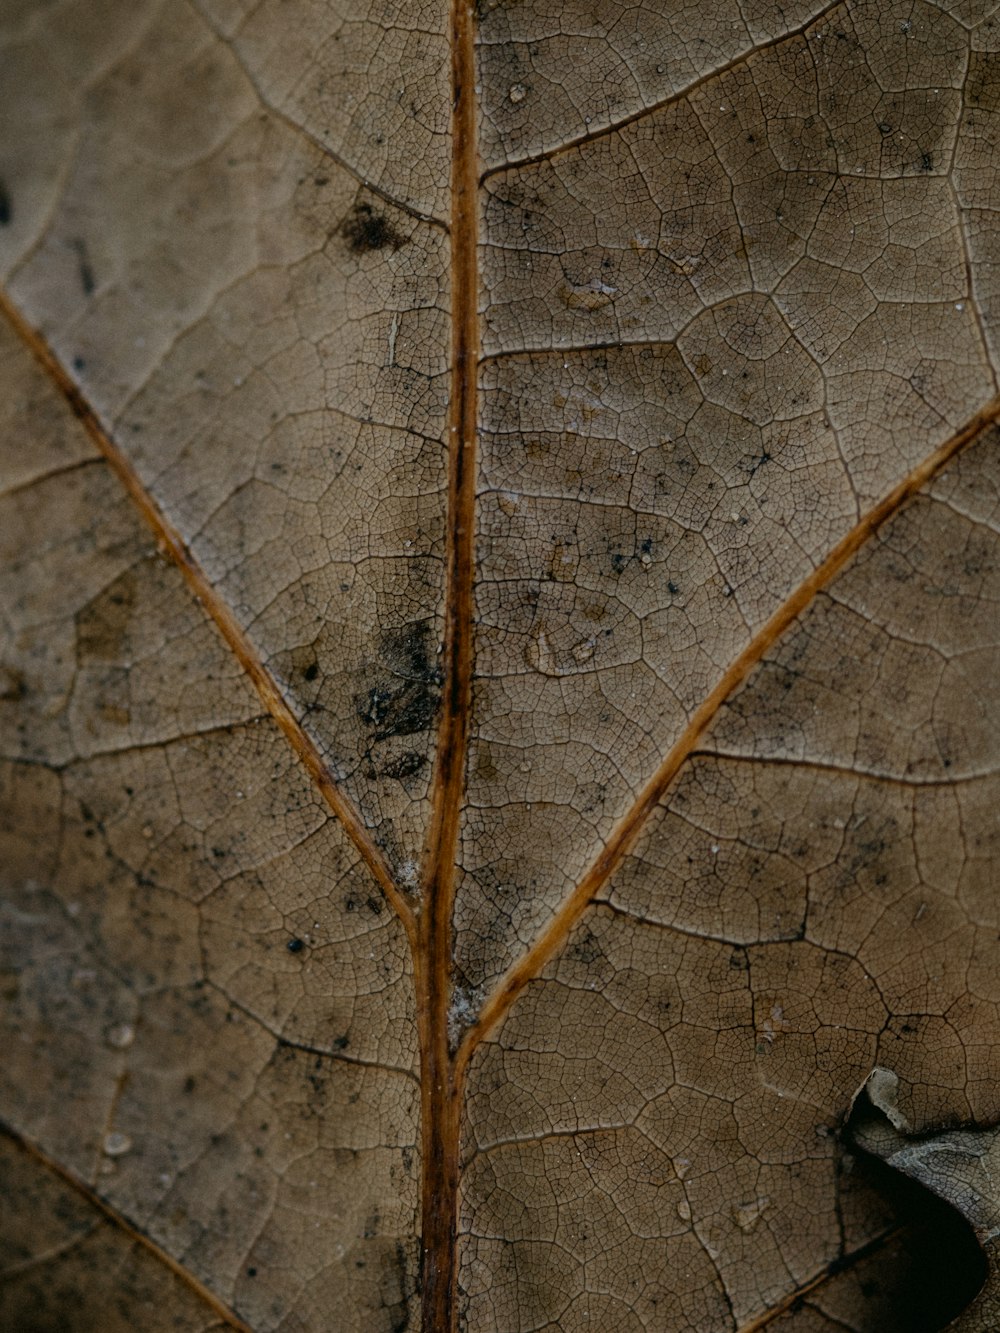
[377,622,440,681]
[356,622,441,745]
[0,666,25,701]
[569,928,602,965]
[339,201,407,254]
[76,569,137,661]
[71,237,95,296]
[0,181,9,225]
[360,681,437,740]
[380,750,427,780]
[286,938,305,954]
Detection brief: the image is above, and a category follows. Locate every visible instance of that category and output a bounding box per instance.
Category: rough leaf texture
[1,1,1000,1330]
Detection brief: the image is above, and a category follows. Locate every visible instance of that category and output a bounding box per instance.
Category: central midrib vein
[409,2,1000,1319]
[415,0,479,1328]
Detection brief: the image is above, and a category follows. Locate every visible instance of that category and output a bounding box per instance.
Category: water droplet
[571,637,596,665]
[508,83,526,103]
[525,627,562,676]
[103,1131,132,1157]
[676,1200,692,1221]
[105,1023,135,1050]
[732,1196,770,1232]
[559,277,618,312]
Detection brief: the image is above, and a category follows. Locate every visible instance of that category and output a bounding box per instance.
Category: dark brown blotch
[339,201,407,254]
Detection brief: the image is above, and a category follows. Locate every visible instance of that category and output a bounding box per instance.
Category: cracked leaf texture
[2,1,1000,1330]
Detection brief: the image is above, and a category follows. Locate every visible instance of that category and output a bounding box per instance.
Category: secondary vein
[456,391,1000,1080]
[0,292,414,945]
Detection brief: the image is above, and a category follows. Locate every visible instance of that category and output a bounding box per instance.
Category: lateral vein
[457,392,1000,1076]
[0,292,415,944]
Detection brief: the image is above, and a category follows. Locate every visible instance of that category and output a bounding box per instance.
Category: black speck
[71,237,95,296]
[303,661,319,682]
[0,181,9,226]
[339,201,407,254]
[333,1035,349,1050]
[919,151,934,172]
[286,938,305,954]
[247,1267,257,1278]
[72,356,86,373]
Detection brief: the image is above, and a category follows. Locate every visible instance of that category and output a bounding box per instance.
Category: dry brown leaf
[2,2,1000,1330]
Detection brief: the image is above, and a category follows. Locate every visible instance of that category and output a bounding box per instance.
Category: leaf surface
[2,1,1000,1329]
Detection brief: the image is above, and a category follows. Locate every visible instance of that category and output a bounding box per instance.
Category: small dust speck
[508,83,526,103]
